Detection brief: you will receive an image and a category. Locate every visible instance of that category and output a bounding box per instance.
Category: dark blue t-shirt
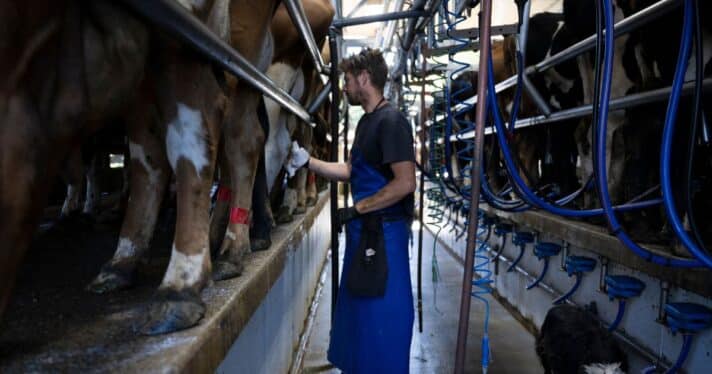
[351,103,415,215]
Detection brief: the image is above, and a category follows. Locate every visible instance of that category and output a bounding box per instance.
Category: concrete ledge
[0,192,330,373]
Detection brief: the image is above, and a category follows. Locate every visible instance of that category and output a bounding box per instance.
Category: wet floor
[300,223,541,373]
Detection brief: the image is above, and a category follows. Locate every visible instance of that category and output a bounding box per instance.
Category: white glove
[285,141,310,178]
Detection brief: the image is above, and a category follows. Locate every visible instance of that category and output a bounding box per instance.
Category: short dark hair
[339,48,388,92]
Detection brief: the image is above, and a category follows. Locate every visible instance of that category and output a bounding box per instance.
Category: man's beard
[346,91,360,105]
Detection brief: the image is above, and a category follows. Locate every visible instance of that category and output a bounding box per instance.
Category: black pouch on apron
[346,214,388,297]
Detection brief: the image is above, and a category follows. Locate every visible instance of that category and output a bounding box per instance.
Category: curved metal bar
[666,334,694,374]
[283,0,327,74]
[118,0,313,124]
[553,273,582,305]
[608,299,627,331]
[507,243,526,273]
[526,258,549,290]
[492,234,509,262]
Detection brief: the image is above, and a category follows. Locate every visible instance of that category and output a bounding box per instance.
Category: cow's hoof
[294,206,306,215]
[306,197,317,207]
[275,207,294,224]
[251,238,271,252]
[86,269,132,294]
[212,260,244,281]
[139,293,205,335]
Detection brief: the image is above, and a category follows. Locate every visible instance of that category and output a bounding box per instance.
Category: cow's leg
[264,63,299,189]
[515,129,541,188]
[213,90,265,280]
[294,167,308,215]
[607,114,627,204]
[209,147,231,256]
[276,176,298,224]
[82,155,99,215]
[577,54,596,209]
[141,89,222,334]
[0,97,52,323]
[294,125,313,214]
[250,149,273,251]
[306,171,317,206]
[87,102,170,294]
[250,97,274,251]
[60,147,84,218]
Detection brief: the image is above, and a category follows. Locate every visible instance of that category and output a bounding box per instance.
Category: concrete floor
[299,224,541,373]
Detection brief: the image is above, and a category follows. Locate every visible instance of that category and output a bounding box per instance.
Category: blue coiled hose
[442,2,493,370]
[444,0,476,201]
[472,223,493,372]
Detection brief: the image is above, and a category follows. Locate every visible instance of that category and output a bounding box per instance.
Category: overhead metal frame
[332,10,428,28]
[449,0,681,113]
[450,78,712,141]
[118,0,317,126]
[283,0,329,75]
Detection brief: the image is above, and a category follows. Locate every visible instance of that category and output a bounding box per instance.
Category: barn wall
[217,199,331,374]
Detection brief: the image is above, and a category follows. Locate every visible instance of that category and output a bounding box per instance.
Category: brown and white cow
[211,0,333,238]
[86,0,283,334]
[273,48,333,224]
[0,0,149,324]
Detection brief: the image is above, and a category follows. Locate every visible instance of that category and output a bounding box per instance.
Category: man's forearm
[354,179,415,214]
[308,157,350,182]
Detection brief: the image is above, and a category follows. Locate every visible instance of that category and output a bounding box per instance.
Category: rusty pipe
[454,0,492,372]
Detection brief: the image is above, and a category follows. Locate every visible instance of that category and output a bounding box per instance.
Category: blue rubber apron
[327,149,414,373]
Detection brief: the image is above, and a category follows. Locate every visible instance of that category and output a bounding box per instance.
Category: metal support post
[455,0,492,372]
[417,48,427,334]
[328,28,341,322]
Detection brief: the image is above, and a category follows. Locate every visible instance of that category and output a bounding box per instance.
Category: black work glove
[336,206,361,229]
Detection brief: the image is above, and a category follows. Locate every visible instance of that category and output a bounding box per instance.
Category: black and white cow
[537,304,629,374]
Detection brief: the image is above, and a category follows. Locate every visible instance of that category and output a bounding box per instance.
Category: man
[286,48,416,373]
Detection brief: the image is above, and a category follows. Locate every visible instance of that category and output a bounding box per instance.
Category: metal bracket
[598,256,610,293]
[560,241,570,271]
[446,23,520,39]
[422,41,480,57]
[656,280,671,325]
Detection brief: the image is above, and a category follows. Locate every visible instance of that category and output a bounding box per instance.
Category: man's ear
[358,70,369,87]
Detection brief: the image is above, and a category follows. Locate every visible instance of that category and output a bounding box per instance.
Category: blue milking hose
[594,0,704,268]
[658,0,712,268]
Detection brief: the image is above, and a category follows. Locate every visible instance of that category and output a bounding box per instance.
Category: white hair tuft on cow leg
[139,244,210,335]
[166,103,210,179]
